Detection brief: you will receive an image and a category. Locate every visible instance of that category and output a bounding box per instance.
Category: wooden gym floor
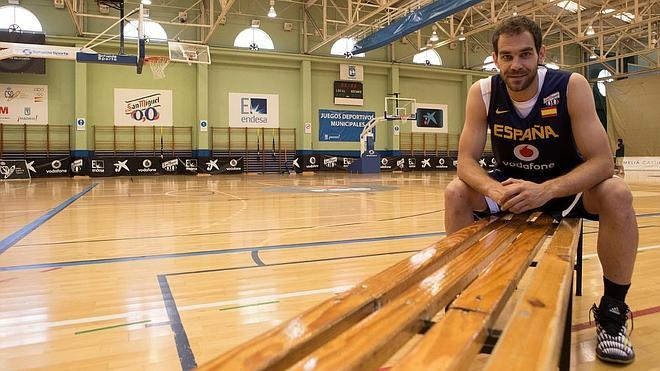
[1,171,659,370]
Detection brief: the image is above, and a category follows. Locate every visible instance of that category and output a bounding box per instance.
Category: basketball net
[145,56,170,79]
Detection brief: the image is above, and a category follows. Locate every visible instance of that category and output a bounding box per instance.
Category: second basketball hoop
[144,56,170,79]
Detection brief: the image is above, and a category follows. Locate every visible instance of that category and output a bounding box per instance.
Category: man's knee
[584,177,633,214]
[445,178,483,211]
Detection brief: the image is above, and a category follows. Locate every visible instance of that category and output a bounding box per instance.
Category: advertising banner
[319,109,375,142]
[114,89,173,126]
[0,159,30,180]
[321,155,355,171]
[27,158,71,177]
[198,157,244,174]
[0,84,48,125]
[229,93,279,128]
[380,156,404,171]
[413,103,448,133]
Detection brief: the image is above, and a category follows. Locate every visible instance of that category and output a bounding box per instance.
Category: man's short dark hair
[492,15,542,54]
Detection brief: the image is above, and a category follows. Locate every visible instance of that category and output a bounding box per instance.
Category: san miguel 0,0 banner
[228,93,279,128]
[114,88,173,126]
[0,84,48,125]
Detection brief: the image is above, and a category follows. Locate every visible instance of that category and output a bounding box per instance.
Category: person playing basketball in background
[444,15,638,364]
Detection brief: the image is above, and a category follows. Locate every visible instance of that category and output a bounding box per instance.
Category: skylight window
[553,1,585,13]
[123,20,167,41]
[613,12,635,23]
[413,49,443,66]
[234,28,274,50]
[331,38,365,57]
[0,5,43,32]
[483,56,499,72]
[597,69,613,96]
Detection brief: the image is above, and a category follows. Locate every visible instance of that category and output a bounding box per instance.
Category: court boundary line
[159,248,420,371]
[0,231,444,271]
[0,183,97,255]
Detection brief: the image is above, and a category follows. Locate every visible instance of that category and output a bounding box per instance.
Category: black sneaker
[590,296,635,364]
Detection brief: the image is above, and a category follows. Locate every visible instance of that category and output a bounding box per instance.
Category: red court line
[572,304,660,332]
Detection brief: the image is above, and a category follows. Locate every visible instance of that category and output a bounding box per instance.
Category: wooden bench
[199,213,583,371]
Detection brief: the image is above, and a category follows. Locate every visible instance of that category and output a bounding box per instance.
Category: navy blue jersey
[487,69,583,183]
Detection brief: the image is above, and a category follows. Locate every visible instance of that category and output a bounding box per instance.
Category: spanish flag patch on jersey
[541,106,558,118]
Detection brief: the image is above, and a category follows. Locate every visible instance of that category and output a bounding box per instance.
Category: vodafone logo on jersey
[513,144,539,162]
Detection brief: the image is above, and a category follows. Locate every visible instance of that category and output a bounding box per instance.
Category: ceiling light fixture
[586,25,595,36]
[141,0,151,5]
[512,5,518,16]
[267,0,277,18]
[458,27,466,41]
[430,26,439,42]
[589,48,598,60]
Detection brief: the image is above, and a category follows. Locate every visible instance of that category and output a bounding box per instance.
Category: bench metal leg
[575,222,583,296]
[560,276,573,371]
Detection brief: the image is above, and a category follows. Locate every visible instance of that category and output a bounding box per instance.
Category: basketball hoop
[144,56,170,79]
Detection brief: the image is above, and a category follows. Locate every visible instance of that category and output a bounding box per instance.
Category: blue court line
[0,231,446,272]
[0,183,97,255]
[161,248,420,371]
[251,250,265,266]
[158,275,197,370]
[167,248,421,277]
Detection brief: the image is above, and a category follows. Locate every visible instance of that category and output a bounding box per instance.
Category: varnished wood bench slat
[390,214,556,371]
[198,218,502,371]
[484,218,581,371]
[287,215,532,371]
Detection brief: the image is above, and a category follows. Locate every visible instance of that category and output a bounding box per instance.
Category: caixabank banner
[114,89,173,127]
[197,157,244,174]
[395,156,457,171]
[89,157,160,177]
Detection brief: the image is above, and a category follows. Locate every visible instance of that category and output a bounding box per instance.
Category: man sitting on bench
[444,15,638,364]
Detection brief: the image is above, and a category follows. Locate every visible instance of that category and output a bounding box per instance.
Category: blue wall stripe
[0,183,97,255]
[0,230,446,271]
[158,275,197,370]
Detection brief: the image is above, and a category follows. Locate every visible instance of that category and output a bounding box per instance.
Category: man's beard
[502,67,537,92]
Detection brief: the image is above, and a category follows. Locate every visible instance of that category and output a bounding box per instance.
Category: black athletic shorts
[474,169,599,221]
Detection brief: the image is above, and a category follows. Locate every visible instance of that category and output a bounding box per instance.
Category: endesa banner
[229,93,279,128]
[0,84,48,125]
[114,88,173,126]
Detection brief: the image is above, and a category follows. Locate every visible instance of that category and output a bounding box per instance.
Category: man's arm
[457,81,510,204]
[541,73,614,197]
[501,73,614,212]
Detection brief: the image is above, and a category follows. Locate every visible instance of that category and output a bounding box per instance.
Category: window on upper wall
[234,28,274,50]
[412,49,442,66]
[482,56,499,72]
[597,69,613,96]
[0,5,43,32]
[330,38,365,57]
[123,20,168,42]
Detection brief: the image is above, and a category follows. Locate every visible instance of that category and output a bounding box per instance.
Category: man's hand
[499,178,554,213]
